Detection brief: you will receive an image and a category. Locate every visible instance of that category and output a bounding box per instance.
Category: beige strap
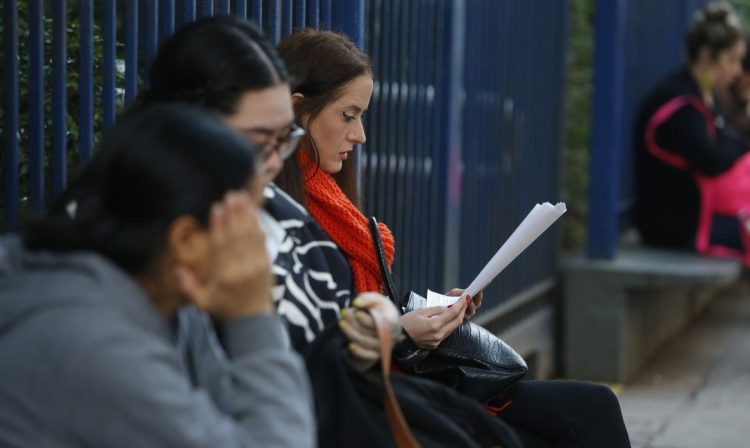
[368,309,421,448]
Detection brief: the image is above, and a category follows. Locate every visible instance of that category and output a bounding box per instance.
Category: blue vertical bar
[237,0,248,19]
[265,0,281,43]
[379,0,395,230]
[160,0,176,43]
[281,0,292,36]
[429,0,447,290]
[523,0,533,291]
[363,0,381,217]
[554,0,568,265]
[391,0,406,246]
[102,0,117,128]
[331,0,363,47]
[320,0,331,28]
[414,0,430,289]
[331,0,365,185]
[587,0,626,259]
[252,1,262,27]
[427,0,444,274]
[293,0,306,30]
[79,0,94,164]
[440,0,465,290]
[458,0,477,287]
[125,1,139,105]
[142,0,159,75]
[183,0,196,23]
[306,0,319,29]
[51,0,68,199]
[402,0,417,288]
[2,0,19,230]
[218,0,231,15]
[372,0,389,218]
[200,0,213,18]
[28,0,45,211]
[394,0,416,288]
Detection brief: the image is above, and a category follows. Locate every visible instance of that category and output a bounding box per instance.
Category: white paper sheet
[426,289,462,307]
[424,202,566,308]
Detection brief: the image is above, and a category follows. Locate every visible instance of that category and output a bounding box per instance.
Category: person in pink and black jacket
[635,1,749,255]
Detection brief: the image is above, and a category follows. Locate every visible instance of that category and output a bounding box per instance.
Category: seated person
[0,105,315,447]
[635,2,749,255]
[277,28,632,448]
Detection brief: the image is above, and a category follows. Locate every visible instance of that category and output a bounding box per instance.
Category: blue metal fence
[458,0,567,306]
[1,0,359,230]
[587,0,708,259]
[2,0,568,316]
[362,0,567,310]
[363,0,453,297]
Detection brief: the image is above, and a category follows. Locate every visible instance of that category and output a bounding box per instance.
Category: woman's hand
[444,288,484,319]
[339,293,401,371]
[176,191,273,320]
[400,298,468,350]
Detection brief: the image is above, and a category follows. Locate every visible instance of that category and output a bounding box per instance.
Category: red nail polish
[447,304,453,308]
[465,295,471,303]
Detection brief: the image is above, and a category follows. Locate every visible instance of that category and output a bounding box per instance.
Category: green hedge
[562,0,594,250]
[0,1,125,228]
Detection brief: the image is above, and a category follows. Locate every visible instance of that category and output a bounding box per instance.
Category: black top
[634,68,748,249]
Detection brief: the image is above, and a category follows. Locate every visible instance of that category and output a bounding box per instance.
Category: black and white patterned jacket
[263,184,354,351]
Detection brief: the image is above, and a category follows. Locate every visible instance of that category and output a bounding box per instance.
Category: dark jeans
[498,380,631,448]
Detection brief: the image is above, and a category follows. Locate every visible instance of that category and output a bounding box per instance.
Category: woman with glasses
[140,16,400,361]
[257,123,306,163]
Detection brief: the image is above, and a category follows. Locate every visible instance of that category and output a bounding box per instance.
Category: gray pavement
[618,282,750,448]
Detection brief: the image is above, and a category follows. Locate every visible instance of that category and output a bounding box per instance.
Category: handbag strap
[368,217,403,306]
[368,308,421,448]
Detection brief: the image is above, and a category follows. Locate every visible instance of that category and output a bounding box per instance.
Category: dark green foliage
[562,0,594,249]
[0,1,125,228]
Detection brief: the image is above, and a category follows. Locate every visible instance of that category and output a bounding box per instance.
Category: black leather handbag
[368,217,527,403]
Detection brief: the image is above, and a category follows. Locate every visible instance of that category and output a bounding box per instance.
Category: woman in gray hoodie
[0,105,315,447]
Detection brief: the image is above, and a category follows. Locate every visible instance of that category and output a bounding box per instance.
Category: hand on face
[338,292,401,370]
[175,191,273,320]
[400,298,468,350]
[699,40,747,91]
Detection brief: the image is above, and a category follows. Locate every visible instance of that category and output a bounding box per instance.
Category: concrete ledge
[566,247,741,287]
[563,247,742,382]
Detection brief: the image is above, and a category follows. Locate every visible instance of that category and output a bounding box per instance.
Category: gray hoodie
[0,236,315,447]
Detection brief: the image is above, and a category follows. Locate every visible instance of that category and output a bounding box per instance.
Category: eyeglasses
[259,124,305,162]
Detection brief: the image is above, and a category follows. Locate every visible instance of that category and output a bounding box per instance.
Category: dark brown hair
[276,29,372,208]
[686,1,743,63]
[141,16,290,114]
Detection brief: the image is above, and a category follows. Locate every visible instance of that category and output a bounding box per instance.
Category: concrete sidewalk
[618,282,750,448]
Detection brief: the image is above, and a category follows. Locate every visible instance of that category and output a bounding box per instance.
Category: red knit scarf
[299,151,395,293]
